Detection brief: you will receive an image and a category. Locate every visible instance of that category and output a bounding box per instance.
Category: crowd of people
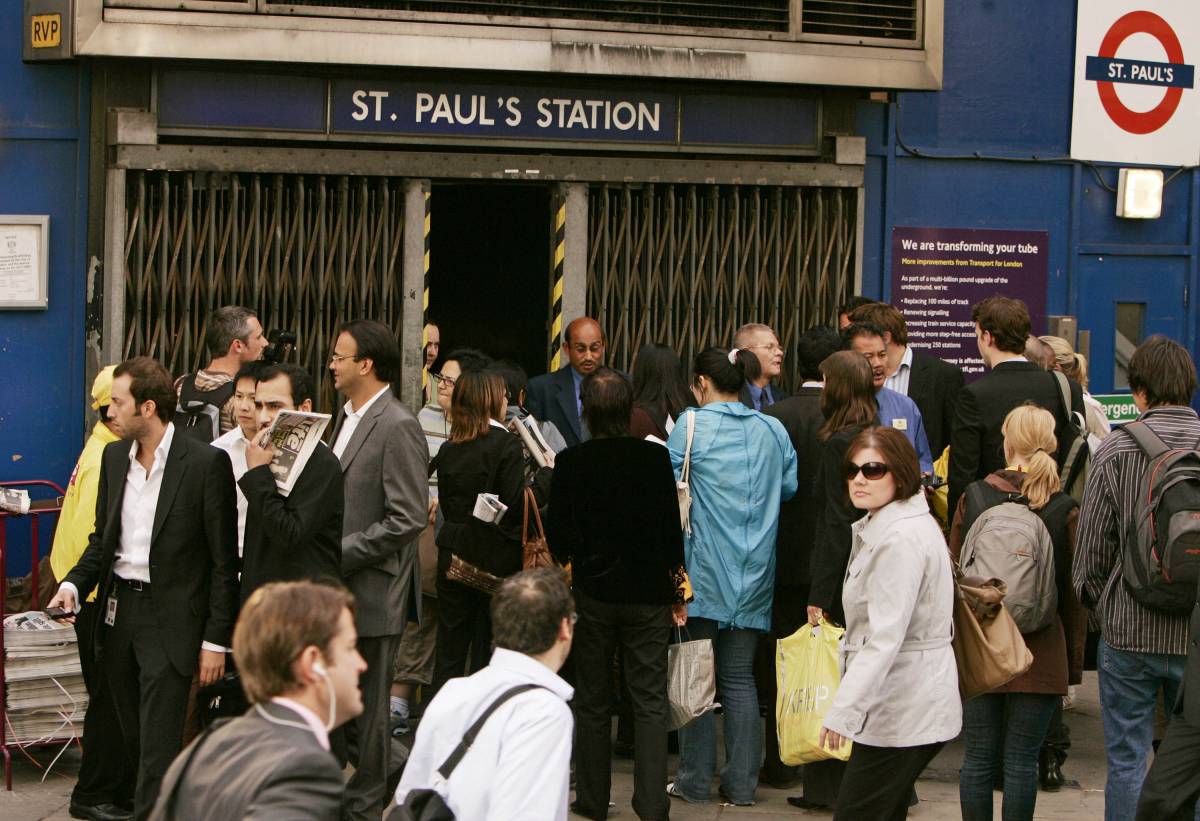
[41,294,1200,821]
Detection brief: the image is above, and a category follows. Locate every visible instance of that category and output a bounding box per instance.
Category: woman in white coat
[820,426,961,820]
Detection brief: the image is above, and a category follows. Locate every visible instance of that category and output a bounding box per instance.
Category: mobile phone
[43,606,71,620]
[921,474,946,489]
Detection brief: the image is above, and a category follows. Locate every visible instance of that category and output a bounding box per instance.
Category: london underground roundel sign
[1071,1,1198,166]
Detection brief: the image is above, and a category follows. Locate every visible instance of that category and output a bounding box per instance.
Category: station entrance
[428,183,552,379]
[110,157,860,411]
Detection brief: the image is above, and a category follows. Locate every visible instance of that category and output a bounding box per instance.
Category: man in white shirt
[210,362,264,556]
[150,581,367,820]
[396,568,575,820]
[48,357,240,820]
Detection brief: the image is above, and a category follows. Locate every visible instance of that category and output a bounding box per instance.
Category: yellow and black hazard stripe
[422,189,431,391]
[549,196,566,372]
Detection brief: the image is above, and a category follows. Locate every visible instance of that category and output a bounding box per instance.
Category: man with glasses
[526,316,608,447]
[327,320,428,820]
[735,323,789,410]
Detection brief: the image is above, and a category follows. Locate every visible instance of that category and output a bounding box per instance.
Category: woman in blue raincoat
[665,346,798,806]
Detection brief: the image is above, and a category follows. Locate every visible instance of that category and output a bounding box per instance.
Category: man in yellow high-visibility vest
[49,366,135,821]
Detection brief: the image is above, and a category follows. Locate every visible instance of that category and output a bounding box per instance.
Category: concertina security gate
[587,184,857,391]
[121,173,857,407]
[121,171,405,411]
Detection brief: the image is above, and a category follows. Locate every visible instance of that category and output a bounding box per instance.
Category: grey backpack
[959,483,1062,634]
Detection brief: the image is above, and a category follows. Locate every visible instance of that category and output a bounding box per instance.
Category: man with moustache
[735,323,789,410]
[327,320,428,820]
[526,316,609,448]
[843,322,934,474]
[46,357,240,820]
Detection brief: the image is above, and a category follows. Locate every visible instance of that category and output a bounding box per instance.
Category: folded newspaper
[509,414,555,469]
[0,487,30,514]
[265,410,332,496]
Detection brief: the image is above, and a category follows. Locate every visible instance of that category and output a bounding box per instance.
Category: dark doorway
[428,183,551,380]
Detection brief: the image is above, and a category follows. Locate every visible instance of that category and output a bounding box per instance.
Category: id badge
[891,417,909,432]
[104,593,118,627]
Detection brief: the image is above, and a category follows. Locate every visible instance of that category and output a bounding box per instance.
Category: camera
[262,329,297,364]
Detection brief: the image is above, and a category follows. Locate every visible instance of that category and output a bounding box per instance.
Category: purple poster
[890,227,1049,381]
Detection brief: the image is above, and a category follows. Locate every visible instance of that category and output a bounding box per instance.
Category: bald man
[525,317,606,447]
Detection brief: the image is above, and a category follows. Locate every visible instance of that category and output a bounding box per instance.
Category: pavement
[1,674,1108,820]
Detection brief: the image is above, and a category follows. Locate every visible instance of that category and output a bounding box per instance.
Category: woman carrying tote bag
[820,426,960,821]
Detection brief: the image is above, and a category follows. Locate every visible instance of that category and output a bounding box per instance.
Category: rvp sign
[30,14,61,49]
[1071,1,1198,166]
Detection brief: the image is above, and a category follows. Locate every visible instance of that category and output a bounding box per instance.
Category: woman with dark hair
[665,346,797,807]
[820,427,960,820]
[786,350,879,812]
[548,367,690,821]
[427,369,552,697]
[630,343,693,440]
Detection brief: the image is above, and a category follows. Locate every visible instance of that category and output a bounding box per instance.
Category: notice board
[890,227,1049,381]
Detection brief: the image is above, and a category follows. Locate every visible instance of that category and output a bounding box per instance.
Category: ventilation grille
[266,0,791,32]
[800,0,918,41]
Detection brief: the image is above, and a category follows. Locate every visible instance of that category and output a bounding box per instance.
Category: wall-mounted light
[1116,168,1164,219]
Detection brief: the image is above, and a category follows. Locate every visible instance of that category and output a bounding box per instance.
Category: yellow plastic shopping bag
[776,619,852,765]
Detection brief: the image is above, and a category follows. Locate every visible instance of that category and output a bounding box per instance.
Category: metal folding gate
[118,171,857,407]
[587,184,857,389]
[120,170,405,409]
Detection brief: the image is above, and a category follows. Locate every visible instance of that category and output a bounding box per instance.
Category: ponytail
[693,346,760,395]
[1001,404,1060,509]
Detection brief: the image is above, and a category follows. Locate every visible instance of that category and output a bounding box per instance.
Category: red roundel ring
[1095,10,1185,135]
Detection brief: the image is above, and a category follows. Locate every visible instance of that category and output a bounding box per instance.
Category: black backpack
[1121,421,1200,614]
[1051,371,1090,503]
[175,373,236,443]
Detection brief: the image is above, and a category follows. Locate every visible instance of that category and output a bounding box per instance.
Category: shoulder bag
[677,411,696,535]
[387,684,546,820]
[522,487,554,571]
[949,560,1034,700]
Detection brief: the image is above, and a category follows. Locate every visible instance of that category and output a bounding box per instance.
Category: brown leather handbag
[522,487,554,571]
[952,571,1034,700]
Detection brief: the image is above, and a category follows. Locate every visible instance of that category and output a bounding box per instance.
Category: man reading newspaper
[239,364,343,602]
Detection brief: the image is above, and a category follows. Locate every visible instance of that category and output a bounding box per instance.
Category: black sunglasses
[845,461,890,481]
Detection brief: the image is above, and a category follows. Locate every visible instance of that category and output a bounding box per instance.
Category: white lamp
[1116,168,1164,219]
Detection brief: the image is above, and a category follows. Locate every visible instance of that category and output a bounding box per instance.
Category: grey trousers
[337,633,403,821]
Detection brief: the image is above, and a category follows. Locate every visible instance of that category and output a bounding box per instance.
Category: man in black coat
[759,324,843,790]
[947,296,1084,517]
[526,316,608,447]
[849,301,964,457]
[48,357,240,820]
[238,363,343,602]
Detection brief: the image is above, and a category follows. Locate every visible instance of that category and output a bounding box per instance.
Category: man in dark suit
[150,581,367,821]
[327,320,428,820]
[48,357,240,820]
[238,363,343,602]
[525,316,607,447]
[736,322,790,409]
[849,301,964,457]
[760,324,842,791]
[947,296,1085,516]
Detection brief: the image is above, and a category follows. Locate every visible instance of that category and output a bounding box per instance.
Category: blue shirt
[570,368,584,417]
[667,402,798,631]
[876,387,934,474]
[745,382,776,411]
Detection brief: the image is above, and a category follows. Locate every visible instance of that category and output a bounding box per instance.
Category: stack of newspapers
[3,611,87,744]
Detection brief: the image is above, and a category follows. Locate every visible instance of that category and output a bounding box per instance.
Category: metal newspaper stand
[0,480,66,790]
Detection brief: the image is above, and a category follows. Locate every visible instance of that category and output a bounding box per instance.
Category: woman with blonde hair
[951,404,1087,821]
[1039,335,1111,449]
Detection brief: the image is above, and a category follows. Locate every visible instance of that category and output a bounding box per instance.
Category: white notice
[0,225,40,303]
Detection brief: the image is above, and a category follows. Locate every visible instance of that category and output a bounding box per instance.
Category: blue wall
[859,0,1200,396]
[0,12,90,573]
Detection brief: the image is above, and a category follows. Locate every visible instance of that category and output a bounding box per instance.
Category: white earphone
[313,661,327,676]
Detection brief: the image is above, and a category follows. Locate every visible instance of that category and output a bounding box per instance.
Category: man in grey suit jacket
[150,581,367,821]
[328,319,429,820]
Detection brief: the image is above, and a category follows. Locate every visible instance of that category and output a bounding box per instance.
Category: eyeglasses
[844,461,890,481]
[746,343,782,353]
[432,372,457,387]
[328,352,361,364]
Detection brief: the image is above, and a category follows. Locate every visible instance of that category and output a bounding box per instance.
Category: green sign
[1092,394,1140,426]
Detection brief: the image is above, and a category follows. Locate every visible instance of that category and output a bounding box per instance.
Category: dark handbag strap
[436,684,545,780]
[522,486,546,542]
